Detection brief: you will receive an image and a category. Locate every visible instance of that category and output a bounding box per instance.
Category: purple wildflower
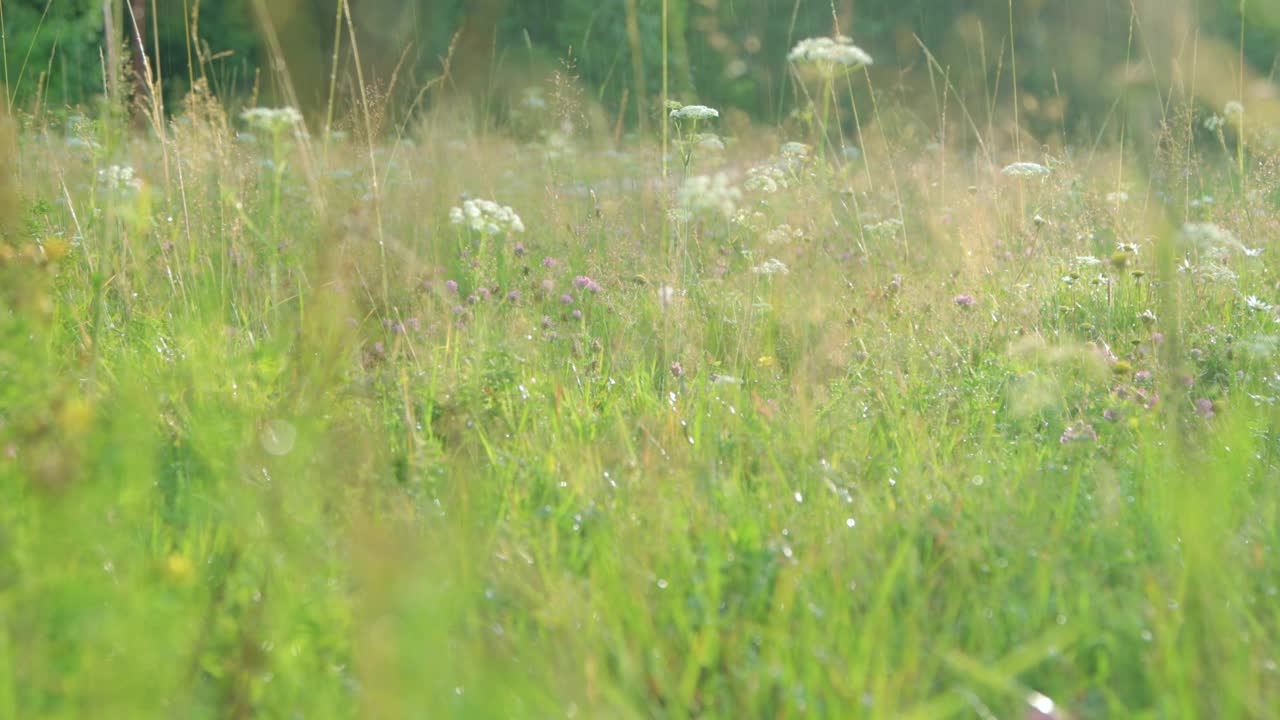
[954,294,976,307]
[670,361,684,378]
[1103,409,1119,422]
[1134,370,1152,384]
[572,309,583,320]
[1060,422,1097,444]
[407,317,421,332]
[542,256,559,269]
[506,290,521,303]
[559,293,574,305]
[573,275,591,290]
[1195,398,1215,418]
[445,279,459,293]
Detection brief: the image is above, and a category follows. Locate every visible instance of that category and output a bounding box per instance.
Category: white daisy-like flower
[449,198,525,235]
[1001,161,1050,177]
[1246,295,1273,312]
[1075,255,1102,267]
[752,258,790,275]
[670,104,720,122]
[1224,100,1245,119]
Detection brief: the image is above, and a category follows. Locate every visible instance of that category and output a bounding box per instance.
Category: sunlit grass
[2,39,1280,719]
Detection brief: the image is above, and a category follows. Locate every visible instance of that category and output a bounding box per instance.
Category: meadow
[2,22,1280,719]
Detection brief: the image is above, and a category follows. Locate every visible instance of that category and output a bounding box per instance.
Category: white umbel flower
[678,173,741,220]
[670,104,720,122]
[788,36,873,75]
[752,258,790,275]
[100,164,142,193]
[240,106,304,134]
[449,198,525,235]
[1001,161,1050,177]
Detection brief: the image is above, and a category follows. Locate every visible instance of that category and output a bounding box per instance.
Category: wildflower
[953,294,976,307]
[1103,409,1120,422]
[1117,241,1141,255]
[788,36,873,76]
[1060,422,1097,444]
[240,106,304,134]
[1000,161,1050,177]
[1224,100,1245,119]
[752,258,790,275]
[559,293,574,305]
[678,173,741,219]
[670,104,720,122]
[573,275,601,293]
[695,134,726,152]
[780,141,811,158]
[1195,398,1216,418]
[1246,295,1273,312]
[542,256,559,269]
[765,224,803,245]
[99,164,142,193]
[670,361,685,378]
[449,198,525,235]
[744,164,789,193]
[539,279,555,293]
[571,309,583,320]
[1135,370,1153,384]
[506,290,521,303]
[445,280,459,293]
[1075,255,1101,268]
[513,242,526,256]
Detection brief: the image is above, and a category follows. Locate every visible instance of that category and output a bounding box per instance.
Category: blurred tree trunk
[452,0,509,97]
[129,0,150,111]
[102,0,123,107]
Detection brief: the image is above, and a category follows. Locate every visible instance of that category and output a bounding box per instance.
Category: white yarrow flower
[449,198,525,235]
[240,106,304,134]
[1001,162,1051,177]
[678,173,742,219]
[670,104,720,122]
[752,258,790,275]
[788,36,873,76]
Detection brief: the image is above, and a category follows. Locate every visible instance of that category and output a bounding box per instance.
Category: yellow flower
[166,554,194,584]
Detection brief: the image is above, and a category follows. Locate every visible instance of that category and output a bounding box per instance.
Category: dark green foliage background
[1,0,1275,121]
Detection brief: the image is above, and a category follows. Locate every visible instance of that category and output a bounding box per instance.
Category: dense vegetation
[3,1,1280,718]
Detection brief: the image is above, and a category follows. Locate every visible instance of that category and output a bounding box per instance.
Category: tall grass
[2,3,1280,718]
